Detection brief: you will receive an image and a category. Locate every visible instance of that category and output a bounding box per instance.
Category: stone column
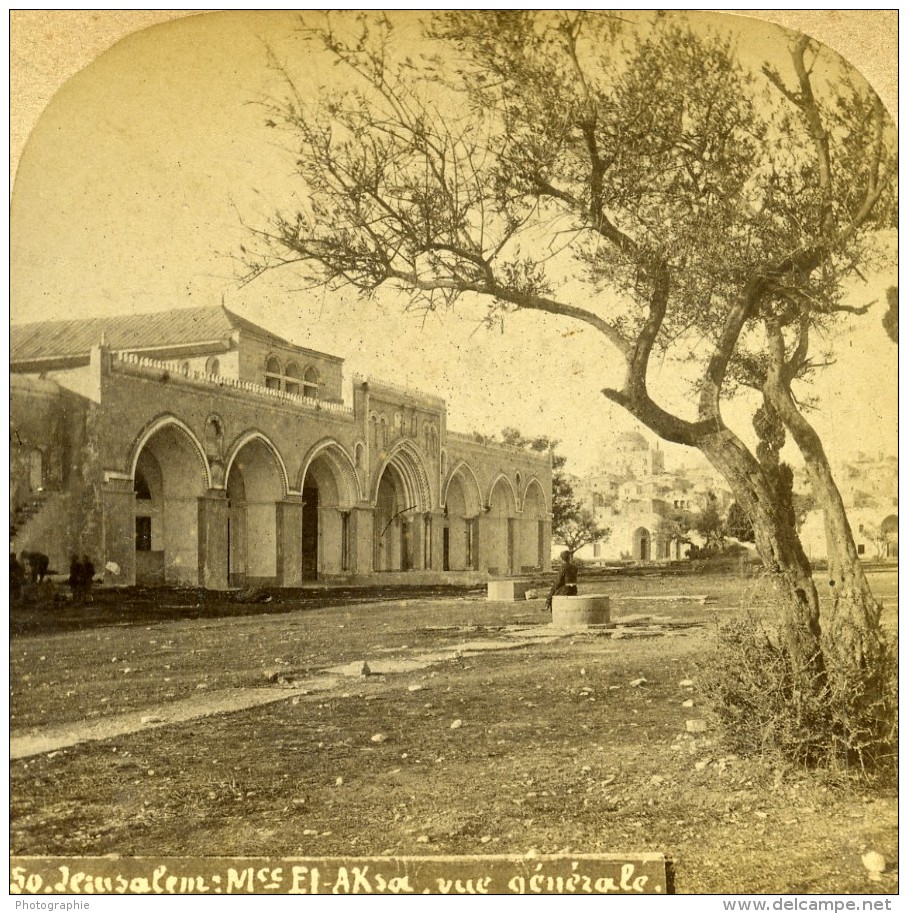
[198,489,229,590]
[350,505,374,574]
[542,518,553,570]
[276,495,304,587]
[428,510,445,572]
[476,512,494,574]
[102,474,137,587]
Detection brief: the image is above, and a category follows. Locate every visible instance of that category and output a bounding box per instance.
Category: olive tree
[245,12,896,763]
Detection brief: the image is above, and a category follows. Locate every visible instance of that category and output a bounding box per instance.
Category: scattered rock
[679,679,695,688]
[407,683,426,692]
[650,775,664,786]
[862,851,886,878]
[335,777,344,787]
[682,699,695,708]
[630,678,648,687]
[686,719,708,733]
[140,715,164,725]
[450,719,463,730]
[695,759,710,771]
[480,835,492,844]
[416,835,430,844]
[371,733,388,744]
[524,589,538,600]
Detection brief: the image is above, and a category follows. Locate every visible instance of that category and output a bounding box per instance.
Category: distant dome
[614,431,648,452]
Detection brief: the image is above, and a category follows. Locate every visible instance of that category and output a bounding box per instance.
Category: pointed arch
[522,477,549,515]
[371,439,433,510]
[487,472,518,513]
[127,414,211,489]
[224,430,290,496]
[298,438,361,506]
[442,460,484,516]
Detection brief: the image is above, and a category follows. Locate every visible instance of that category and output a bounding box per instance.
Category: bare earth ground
[9,570,898,895]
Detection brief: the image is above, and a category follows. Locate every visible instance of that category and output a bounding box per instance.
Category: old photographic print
[9,10,897,899]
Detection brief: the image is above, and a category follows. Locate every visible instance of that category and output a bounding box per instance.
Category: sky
[9,11,898,477]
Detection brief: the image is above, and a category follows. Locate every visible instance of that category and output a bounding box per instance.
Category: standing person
[68,554,84,603]
[10,552,26,602]
[546,550,578,611]
[81,555,96,603]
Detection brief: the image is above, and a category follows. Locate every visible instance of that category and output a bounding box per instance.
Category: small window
[857,543,865,555]
[303,366,319,399]
[205,356,220,376]
[593,543,601,558]
[265,356,283,390]
[136,516,152,551]
[284,362,301,395]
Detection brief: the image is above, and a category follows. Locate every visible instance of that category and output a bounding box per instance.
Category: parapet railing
[352,373,447,408]
[113,352,354,415]
[446,430,550,457]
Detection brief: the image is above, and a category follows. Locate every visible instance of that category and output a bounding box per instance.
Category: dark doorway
[302,484,319,580]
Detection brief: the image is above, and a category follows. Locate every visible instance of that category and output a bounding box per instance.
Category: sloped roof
[11,304,345,368]
[11,306,239,364]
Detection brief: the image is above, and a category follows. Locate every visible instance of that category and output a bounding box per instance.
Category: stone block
[551,594,611,627]
[487,579,533,602]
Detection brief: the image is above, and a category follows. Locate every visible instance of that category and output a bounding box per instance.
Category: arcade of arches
[124,421,550,588]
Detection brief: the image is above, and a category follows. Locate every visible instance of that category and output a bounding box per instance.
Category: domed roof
[614,431,648,452]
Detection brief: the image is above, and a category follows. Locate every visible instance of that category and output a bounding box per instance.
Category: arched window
[303,366,319,399]
[284,362,301,395]
[265,356,283,390]
[205,356,220,376]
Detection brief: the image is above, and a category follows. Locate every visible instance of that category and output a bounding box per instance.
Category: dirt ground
[9,569,898,895]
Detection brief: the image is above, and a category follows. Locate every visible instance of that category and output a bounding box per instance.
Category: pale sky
[9,11,898,476]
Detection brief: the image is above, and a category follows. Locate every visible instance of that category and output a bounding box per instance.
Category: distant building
[10,305,552,588]
[798,453,898,561]
[571,432,731,563]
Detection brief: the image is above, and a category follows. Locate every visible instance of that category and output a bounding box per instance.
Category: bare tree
[245,12,895,693]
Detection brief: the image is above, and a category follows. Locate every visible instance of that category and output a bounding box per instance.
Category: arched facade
[9,309,552,589]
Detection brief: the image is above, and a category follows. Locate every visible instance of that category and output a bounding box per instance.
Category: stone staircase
[10,490,52,541]
[10,489,71,572]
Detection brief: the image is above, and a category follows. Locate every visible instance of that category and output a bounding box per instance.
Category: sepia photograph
[9,10,897,898]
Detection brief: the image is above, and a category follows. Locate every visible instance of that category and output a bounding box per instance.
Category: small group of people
[545,549,578,611]
[10,550,52,601]
[68,554,96,603]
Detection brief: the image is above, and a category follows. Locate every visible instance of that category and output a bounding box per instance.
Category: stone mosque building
[10,305,552,589]
[571,432,732,563]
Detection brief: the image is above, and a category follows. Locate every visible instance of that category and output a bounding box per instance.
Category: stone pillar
[429,510,445,572]
[102,475,137,586]
[276,495,304,587]
[476,513,494,574]
[198,489,229,590]
[407,514,422,571]
[350,505,374,574]
[542,518,553,570]
[509,516,520,575]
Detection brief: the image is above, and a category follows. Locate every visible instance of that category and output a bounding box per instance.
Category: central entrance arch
[372,443,432,572]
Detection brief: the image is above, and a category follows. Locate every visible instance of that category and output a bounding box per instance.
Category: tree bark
[763,374,884,671]
[696,428,824,675]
